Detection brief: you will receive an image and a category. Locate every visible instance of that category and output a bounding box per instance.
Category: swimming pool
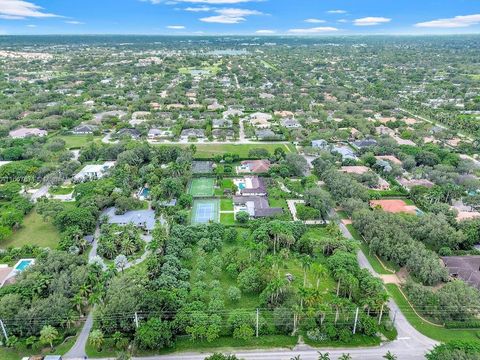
[140,188,150,198]
[14,259,34,272]
[238,183,246,190]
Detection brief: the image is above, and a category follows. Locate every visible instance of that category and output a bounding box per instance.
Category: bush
[296,204,320,220]
[445,321,480,329]
[227,286,242,302]
[236,211,249,224]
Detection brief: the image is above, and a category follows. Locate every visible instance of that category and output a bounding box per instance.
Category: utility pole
[134,312,139,328]
[256,309,259,338]
[352,308,359,334]
[0,319,8,342]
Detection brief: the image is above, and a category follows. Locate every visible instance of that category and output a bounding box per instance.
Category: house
[255,129,277,140]
[74,162,115,182]
[311,139,328,149]
[223,109,244,118]
[249,112,272,128]
[9,127,47,138]
[391,135,416,146]
[212,119,233,129]
[281,118,302,129]
[233,196,283,219]
[398,178,435,190]
[375,155,402,165]
[375,125,395,136]
[236,176,268,196]
[212,129,234,139]
[117,128,141,139]
[441,256,480,290]
[0,264,13,288]
[351,139,377,150]
[101,207,156,232]
[148,128,173,140]
[331,146,358,161]
[340,166,370,175]
[237,160,271,174]
[72,124,98,135]
[180,128,205,140]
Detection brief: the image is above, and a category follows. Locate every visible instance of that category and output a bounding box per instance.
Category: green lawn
[386,284,480,342]
[220,198,234,211]
[49,185,74,195]
[87,335,297,358]
[0,335,76,360]
[58,135,101,149]
[191,143,296,159]
[220,212,235,225]
[2,210,61,249]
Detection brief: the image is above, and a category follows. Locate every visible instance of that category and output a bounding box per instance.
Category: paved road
[63,312,93,359]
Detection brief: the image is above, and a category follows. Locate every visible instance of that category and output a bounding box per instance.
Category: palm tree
[122,238,137,256]
[290,356,301,360]
[300,255,312,287]
[317,352,331,360]
[73,293,84,317]
[311,263,327,289]
[40,325,58,349]
[89,329,105,351]
[338,354,352,360]
[383,351,397,360]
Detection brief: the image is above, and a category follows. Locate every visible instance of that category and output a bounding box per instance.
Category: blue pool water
[15,260,33,271]
[238,183,246,190]
[141,188,150,198]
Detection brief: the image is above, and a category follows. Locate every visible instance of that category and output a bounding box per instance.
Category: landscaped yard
[220,198,234,211]
[49,185,74,195]
[220,212,235,225]
[2,210,61,249]
[58,135,101,149]
[192,143,296,159]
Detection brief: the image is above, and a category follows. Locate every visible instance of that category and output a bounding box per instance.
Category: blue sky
[0,0,479,35]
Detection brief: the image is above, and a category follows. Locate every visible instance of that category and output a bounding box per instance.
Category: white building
[74,162,115,182]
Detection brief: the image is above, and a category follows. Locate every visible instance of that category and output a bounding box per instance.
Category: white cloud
[327,10,346,14]
[200,7,262,24]
[304,18,325,24]
[354,17,391,26]
[255,29,275,34]
[185,6,213,12]
[167,25,186,29]
[26,24,36,27]
[415,14,480,28]
[288,26,338,34]
[143,0,258,3]
[337,19,349,23]
[0,0,59,19]
[65,20,84,25]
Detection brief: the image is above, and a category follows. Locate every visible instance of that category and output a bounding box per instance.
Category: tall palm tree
[300,255,312,287]
[311,263,327,289]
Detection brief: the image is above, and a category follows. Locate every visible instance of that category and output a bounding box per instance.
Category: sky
[0,0,479,35]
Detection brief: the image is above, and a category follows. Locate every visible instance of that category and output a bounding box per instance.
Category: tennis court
[192,199,219,224]
[189,177,215,197]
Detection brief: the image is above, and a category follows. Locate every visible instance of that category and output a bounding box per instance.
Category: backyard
[1,210,60,249]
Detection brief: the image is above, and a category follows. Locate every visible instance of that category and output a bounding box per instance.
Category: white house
[9,127,47,139]
[74,162,115,182]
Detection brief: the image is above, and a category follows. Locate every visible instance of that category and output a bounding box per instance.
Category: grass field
[2,210,60,249]
[191,199,220,224]
[49,185,74,195]
[220,212,235,225]
[220,198,234,211]
[192,143,296,159]
[386,284,480,342]
[58,135,101,149]
[189,177,215,197]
